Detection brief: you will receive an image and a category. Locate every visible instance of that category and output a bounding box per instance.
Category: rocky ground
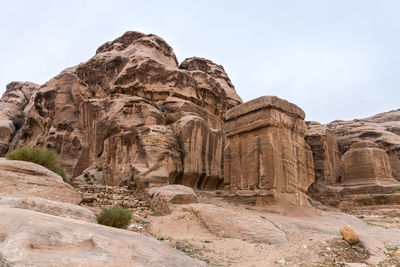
[74,182,400,266]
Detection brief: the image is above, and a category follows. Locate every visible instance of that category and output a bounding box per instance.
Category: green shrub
[165,114,176,125]
[9,112,25,130]
[6,146,66,181]
[97,206,132,228]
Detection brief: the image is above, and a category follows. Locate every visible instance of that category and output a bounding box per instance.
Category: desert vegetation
[6,146,66,181]
[97,206,132,228]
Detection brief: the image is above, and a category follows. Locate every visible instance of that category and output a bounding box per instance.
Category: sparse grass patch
[6,146,66,181]
[97,206,132,229]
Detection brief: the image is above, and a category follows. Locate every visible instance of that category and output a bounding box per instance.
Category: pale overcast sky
[1,0,399,123]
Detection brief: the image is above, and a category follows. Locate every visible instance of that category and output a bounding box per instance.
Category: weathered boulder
[0,81,40,155]
[224,96,315,205]
[0,158,81,204]
[0,195,96,223]
[341,141,395,186]
[150,184,197,215]
[9,31,241,188]
[0,207,207,266]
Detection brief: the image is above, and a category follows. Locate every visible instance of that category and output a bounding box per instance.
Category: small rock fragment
[340,225,360,245]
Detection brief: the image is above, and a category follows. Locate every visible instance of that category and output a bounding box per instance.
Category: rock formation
[341,141,394,186]
[0,158,81,204]
[306,118,400,211]
[223,96,315,205]
[0,81,40,155]
[5,31,242,191]
[0,207,207,266]
[327,109,400,180]
[305,122,341,193]
[2,30,400,213]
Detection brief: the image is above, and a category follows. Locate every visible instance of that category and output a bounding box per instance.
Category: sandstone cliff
[6,31,242,190]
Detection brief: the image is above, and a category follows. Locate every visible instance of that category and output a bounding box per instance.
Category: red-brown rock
[223,96,315,205]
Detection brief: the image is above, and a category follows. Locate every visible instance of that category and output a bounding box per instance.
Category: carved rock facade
[224,96,315,205]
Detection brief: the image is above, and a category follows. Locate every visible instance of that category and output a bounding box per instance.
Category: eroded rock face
[305,123,341,194]
[0,158,81,204]
[10,31,242,188]
[165,99,225,189]
[0,81,40,155]
[327,109,400,180]
[306,124,341,184]
[180,57,243,109]
[341,142,394,186]
[223,96,315,205]
[0,207,207,266]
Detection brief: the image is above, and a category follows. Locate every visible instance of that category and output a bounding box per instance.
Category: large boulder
[150,184,197,215]
[0,195,96,223]
[0,158,81,204]
[0,207,207,266]
[9,31,242,188]
[223,96,315,205]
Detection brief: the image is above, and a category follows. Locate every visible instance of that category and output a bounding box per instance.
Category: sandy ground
[139,194,400,266]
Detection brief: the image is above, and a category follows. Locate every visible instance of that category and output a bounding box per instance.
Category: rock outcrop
[0,158,81,204]
[0,195,96,223]
[327,109,400,180]
[150,184,197,215]
[6,31,242,189]
[179,57,242,109]
[0,207,207,266]
[223,96,315,205]
[0,81,40,155]
[305,122,341,194]
[306,122,400,211]
[341,142,395,186]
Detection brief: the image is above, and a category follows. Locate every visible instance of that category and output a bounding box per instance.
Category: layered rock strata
[327,109,400,180]
[341,141,395,186]
[306,122,400,210]
[223,96,315,205]
[305,122,341,191]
